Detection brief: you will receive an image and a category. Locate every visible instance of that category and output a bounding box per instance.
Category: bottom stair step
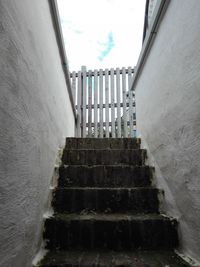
[44,214,178,250]
[37,250,190,267]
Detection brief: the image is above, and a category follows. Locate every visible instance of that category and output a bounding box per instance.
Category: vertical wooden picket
[110,68,115,138]
[105,69,109,138]
[99,69,103,138]
[122,67,128,137]
[82,66,87,138]
[88,70,92,137]
[94,70,98,138]
[116,68,121,138]
[128,67,134,137]
[77,71,82,137]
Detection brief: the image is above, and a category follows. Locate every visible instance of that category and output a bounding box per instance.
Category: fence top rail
[70,67,135,78]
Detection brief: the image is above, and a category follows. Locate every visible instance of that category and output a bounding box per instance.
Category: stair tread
[66,138,140,140]
[54,187,157,190]
[64,149,144,151]
[44,213,178,250]
[58,165,152,188]
[62,149,146,166]
[49,213,175,222]
[52,187,159,214]
[38,250,189,267]
[61,164,150,167]
[65,138,141,150]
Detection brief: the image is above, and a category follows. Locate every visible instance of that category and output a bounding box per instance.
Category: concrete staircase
[38,138,189,267]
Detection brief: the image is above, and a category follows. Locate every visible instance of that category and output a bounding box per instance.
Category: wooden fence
[70,66,136,138]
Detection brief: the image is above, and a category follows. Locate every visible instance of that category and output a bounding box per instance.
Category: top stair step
[65,138,141,150]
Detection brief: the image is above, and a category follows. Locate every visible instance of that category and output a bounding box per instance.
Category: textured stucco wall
[0,1,75,267]
[135,0,200,264]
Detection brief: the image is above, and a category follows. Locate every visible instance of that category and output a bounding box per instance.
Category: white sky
[57,0,146,72]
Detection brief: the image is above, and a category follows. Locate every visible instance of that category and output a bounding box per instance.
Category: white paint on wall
[135,0,200,264]
[0,1,75,267]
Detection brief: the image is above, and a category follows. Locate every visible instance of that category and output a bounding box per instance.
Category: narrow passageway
[37,138,189,267]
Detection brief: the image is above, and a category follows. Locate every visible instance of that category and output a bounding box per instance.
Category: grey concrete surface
[38,250,190,267]
[0,1,75,266]
[135,0,200,264]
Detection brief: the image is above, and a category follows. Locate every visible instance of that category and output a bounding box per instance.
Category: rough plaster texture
[0,1,75,267]
[135,0,200,264]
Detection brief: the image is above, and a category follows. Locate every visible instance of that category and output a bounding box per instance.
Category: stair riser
[62,150,146,166]
[44,219,178,250]
[65,138,141,150]
[58,166,153,188]
[38,250,190,267]
[52,188,159,214]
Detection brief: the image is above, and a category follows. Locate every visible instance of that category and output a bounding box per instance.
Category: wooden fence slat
[122,67,128,137]
[72,71,76,104]
[77,71,82,137]
[105,69,109,138]
[116,68,121,137]
[88,70,92,137]
[94,70,98,138]
[99,69,103,138]
[110,68,115,138]
[82,66,87,138]
[128,66,134,137]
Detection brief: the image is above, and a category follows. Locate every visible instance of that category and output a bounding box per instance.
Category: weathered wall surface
[135,0,200,264]
[0,1,75,266]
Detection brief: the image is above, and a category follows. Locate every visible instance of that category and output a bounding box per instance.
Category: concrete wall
[148,0,158,26]
[135,0,200,264]
[0,1,75,267]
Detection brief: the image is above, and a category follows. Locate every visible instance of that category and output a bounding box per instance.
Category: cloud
[97,32,115,62]
[57,0,146,71]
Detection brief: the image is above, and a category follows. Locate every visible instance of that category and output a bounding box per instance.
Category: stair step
[65,137,141,150]
[58,165,153,188]
[44,214,178,250]
[62,149,146,166]
[37,138,187,267]
[38,250,190,267]
[52,187,159,214]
